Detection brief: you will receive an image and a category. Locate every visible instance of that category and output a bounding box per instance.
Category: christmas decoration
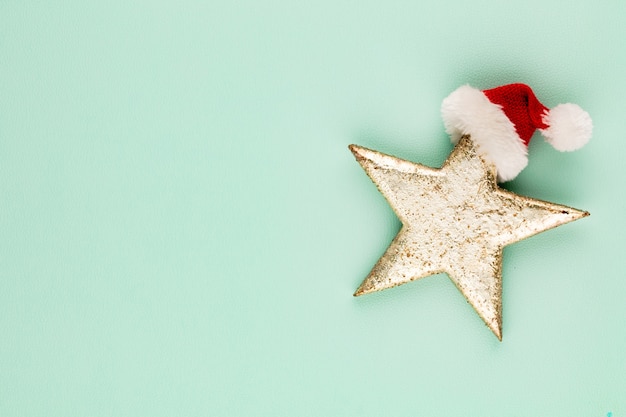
[441,83,592,182]
[350,136,589,340]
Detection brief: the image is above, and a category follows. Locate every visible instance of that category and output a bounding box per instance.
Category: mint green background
[1,1,625,416]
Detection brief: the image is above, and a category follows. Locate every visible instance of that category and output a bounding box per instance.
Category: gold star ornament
[350,136,589,340]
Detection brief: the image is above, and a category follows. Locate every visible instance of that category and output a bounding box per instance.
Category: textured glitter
[350,136,589,340]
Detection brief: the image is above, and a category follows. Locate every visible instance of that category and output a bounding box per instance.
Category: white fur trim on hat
[540,103,592,152]
[441,85,528,182]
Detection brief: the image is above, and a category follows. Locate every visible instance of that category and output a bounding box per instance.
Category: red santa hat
[441,83,592,182]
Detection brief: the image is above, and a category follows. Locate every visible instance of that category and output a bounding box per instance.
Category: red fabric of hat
[483,83,549,147]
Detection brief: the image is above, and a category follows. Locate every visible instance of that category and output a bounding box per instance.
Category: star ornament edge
[349,135,589,340]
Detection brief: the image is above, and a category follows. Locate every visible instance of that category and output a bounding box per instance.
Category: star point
[350,136,589,339]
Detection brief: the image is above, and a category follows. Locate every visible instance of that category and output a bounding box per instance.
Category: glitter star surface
[350,136,589,340]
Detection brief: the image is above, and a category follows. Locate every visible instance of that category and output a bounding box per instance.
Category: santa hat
[441,83,592,182]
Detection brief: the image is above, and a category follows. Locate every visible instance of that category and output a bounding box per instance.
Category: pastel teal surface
[1,1,624,416]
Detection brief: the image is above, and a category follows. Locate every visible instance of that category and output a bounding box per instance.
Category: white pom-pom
[541,103,592,152]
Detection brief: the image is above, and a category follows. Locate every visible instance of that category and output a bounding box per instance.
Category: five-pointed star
[349,136,588,340]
